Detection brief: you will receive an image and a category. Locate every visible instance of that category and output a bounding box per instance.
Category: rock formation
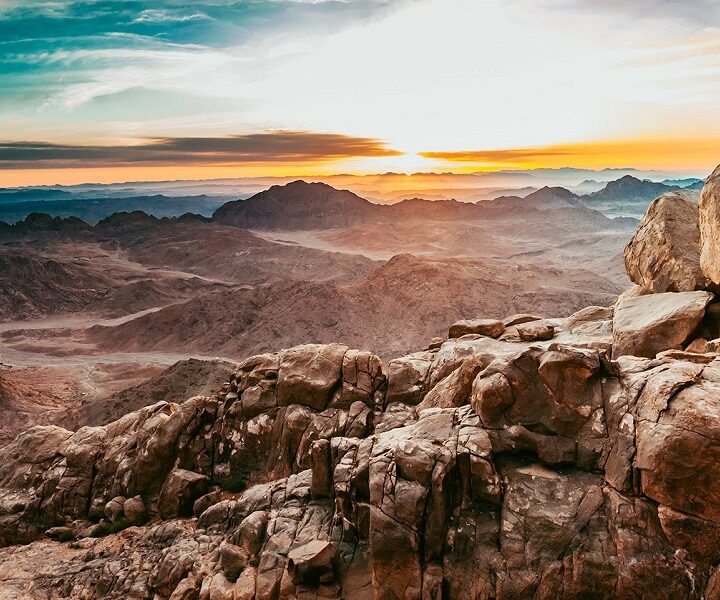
[700,163,720,285]
[624,191,706,292]
[3,167,720,598]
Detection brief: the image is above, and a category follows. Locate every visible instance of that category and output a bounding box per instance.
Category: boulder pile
[1,166,720,598]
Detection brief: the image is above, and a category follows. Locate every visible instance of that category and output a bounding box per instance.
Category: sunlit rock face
[624,191,706,293]
[700,164,720,286]
[1,296,720,600]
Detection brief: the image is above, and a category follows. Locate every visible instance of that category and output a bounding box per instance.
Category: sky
[1,0,720,185]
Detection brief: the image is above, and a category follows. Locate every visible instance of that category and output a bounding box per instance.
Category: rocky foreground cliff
[1,166,720,599]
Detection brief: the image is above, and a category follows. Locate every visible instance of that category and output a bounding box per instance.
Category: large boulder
[287,540,336,584]
[625,191,706,293]
[385,351,434,406]
[699,164,720,285]
[612,291,714,358]
[634,363,720,523]
[448,318,504,339]
[158,469,210,519]
[276,343,348,411]
[471,344,605,468]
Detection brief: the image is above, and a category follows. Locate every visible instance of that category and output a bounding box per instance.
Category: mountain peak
[213,180,374,229]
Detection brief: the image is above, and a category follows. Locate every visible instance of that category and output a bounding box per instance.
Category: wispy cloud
[547,0,720,28]
[0,131,403,168]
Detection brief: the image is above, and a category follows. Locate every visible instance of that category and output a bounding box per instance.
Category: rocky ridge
[2,167,720,598]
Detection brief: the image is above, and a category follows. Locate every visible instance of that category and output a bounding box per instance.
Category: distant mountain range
[0,168,705,224]
[0,172,704,231]
[0,192,227,224]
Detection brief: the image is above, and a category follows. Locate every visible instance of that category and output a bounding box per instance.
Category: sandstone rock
[709,338,720,353]
[503,313,542,327]
[612,291,714,358]
[625,191,706,292]
[158,469,210,519]
[685,338,710,353]
[287,540,336,584]
[44,526,75,541]
[193,490,223,517]
[103,496,126,523]
[635,370,720,523]
[416,356,485,411]
[232,567,258,600]
[277,343,348,411]
[2,332,720,599]
[471,344,604,469]
[339,348,385,408]
[658,505,720,564]
[516,321,555,341]
[123,495,146,522]
[448,318,505,339]
[385,351,434,405]
[699,163,720,285]
[426,337,444,350]
[220,542,249,581]
[565,305,613,327]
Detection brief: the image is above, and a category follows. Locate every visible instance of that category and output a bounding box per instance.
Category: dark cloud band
[0,131,403,168]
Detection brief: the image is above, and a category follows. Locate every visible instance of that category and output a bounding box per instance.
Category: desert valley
[0,173,672,443]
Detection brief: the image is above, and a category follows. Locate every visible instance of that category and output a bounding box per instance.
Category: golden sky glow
[1,0,719,186]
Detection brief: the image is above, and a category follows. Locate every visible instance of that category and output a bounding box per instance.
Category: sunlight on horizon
[1,0,719,185]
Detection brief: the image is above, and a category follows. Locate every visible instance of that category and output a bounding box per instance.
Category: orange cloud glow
[419,137,720,173]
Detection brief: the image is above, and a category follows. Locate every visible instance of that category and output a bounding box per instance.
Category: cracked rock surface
[1,301,720,599]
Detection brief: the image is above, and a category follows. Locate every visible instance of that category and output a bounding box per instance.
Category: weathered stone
[625,191,706,292]
[220,542,249,581]
[103,496,126,523]
[385,351,434,406]
[448,318,505,339]
[635,375,720,523]
[277,343,348,411]
[123,495,146,522]
[416,356,485,411]
[193,490,223,517]
[699,164,720,286]
[658,505,720,564]
[158,469,210,519]
[44,526,75,541]
[503,313,542,327]
[516,321,555,341]
[287,540,336,584]
[685,338,710,353]
[2,325,720,599]
[613,290,714,358]
[339,349,385,408]
[309,438,332,498]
